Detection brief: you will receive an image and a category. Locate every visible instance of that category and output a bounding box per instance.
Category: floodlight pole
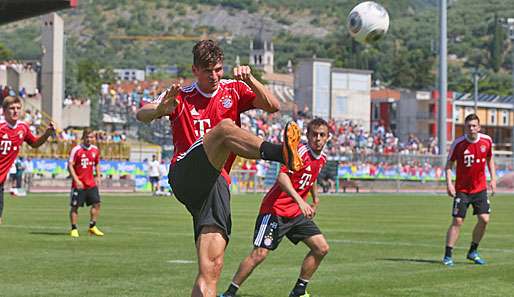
[473,68,479,114]
[507,19,514,158]
[438,0,448,159]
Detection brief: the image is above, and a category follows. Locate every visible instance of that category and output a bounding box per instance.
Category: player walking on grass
[0,96,55,224]
[443,114,496,266]
[68,129,104,238]
[136,40,303,297]
[221,118,330,297]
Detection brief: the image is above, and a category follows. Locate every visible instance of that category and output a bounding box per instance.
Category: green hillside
[1,0,514,95]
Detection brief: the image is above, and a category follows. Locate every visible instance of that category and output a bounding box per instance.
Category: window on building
[373,104,379,120]
[490,110,496,125]
[502,110,508,125]
[335,96,348,115]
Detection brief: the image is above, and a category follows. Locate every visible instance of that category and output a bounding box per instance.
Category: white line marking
[167,260,194,264]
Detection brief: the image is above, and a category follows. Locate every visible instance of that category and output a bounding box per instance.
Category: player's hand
[490,179,496,197]
[233,65,252,82]
[45,121,56,135]
[95,176,101,186]
[299,200,315,219]
[446,183,456,198]
[76,180,84,190]
[156,84,180,118]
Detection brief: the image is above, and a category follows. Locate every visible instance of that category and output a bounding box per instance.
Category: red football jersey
[0,121,37,184]
[153,80,256,182]
[448,133,493,194]
[260,144,327,218]
[69,144,100,189]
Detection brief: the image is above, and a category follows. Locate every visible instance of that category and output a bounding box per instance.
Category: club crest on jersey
[2,134,8,139]
[221,96,233,109]
[92,153,96,158]
[480,145,486,153]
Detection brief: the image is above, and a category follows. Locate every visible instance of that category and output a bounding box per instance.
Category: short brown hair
[464,113,480,124]
[192,40,224,68]
[307,117,329,134]
[82,128,94,140]
[2,96,22,110]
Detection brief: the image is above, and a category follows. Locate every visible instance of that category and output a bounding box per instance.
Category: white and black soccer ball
[347,1,390,44]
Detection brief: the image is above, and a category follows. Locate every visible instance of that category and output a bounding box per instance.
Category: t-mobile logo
[0,140,12,155]
[194,119,212,137]
[464,154,474,167]
[81,158,89,168]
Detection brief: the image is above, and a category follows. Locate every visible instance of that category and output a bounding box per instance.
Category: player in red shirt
[0,96,54,224]
[221,118,330,297]
[136,40,302,297]
[443,114,496,266]
[68,128,103,238]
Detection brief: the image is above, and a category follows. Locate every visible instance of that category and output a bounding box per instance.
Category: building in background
[249,31,274,74]
[370,88,400,134]
[454,93,513,151]
[294,58,372,129]
[114,69,145,81]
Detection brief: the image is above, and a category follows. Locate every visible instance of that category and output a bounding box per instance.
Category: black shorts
[253,213,322,250]
[452,190,491,218]
[169,140,231,242]
[149,176,159,184]
[70,187,101,207]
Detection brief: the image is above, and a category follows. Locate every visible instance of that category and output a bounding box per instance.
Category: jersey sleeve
[236,81,256,113]
[23,126,37,145]
[448,140,458,161]
[487,139,493,158]
[69,146,79,163]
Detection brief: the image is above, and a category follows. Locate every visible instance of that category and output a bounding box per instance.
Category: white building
[114,69,145,81]
[294,58,372,129]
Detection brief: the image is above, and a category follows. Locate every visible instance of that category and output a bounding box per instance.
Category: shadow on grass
[29,231,68,236]
[378,258,442,264]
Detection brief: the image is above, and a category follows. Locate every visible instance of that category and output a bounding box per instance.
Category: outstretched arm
[136,84,181,123]
[233,66,280,113]
[29,122,55,148]
[277,172,314,218]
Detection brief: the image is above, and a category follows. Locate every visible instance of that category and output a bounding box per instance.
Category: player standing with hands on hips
[443,114,496,266]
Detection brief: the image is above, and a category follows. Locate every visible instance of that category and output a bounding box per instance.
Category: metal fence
[229,154,514,194]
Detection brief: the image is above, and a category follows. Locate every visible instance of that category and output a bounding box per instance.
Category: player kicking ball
[443,114,496,266]
[0,96,55,224]
[221,118,330,297]
[68,128,104,237]
[137,40,303,297]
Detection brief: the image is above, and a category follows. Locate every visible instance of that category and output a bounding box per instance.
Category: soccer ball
[347,1,390,43]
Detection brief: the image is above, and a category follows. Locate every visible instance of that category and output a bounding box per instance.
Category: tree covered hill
[1,0,514,96]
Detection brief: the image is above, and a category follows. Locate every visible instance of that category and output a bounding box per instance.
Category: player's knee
[478,215,490,225]
[314,243,330,257]
[217,119,236,134]
[452,217,464,227]
[251,248,269,264]
[201,257,224,281]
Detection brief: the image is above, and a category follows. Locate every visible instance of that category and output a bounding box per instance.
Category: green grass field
[1,193,514,297]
